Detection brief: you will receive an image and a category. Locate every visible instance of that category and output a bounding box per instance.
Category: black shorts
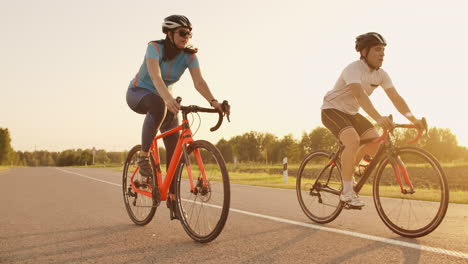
[321,109,375,138]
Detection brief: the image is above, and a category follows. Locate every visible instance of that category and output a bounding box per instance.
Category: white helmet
[162,15,192,33]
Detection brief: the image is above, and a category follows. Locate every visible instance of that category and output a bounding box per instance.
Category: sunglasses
[176,30,193,38]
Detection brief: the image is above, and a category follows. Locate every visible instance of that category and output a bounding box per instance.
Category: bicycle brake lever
[222,100,231,122]
[386,114,395,135]
[421,117,429,139]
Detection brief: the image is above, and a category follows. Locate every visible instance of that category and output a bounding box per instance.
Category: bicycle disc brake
[195,177,211,202]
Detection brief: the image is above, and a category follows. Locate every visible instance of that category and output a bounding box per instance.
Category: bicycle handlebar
[176,97,231,132]
[374,115,427,145]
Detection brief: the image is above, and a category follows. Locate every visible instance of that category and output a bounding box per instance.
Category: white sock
[343,181,353,194]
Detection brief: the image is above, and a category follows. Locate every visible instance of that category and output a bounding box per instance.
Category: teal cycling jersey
[128,40,199,93]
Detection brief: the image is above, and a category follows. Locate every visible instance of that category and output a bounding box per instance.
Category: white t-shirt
[321,60,394,115]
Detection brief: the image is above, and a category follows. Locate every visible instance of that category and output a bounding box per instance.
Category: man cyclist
[320,32,423,207]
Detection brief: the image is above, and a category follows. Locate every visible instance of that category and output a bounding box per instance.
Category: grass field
[224,163,468,204]
[0,166,11,173]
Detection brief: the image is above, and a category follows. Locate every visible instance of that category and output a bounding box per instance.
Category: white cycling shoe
[340,192,365,207]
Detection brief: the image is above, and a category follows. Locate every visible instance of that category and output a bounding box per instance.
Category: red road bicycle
[123,97,231,243]
[296,117,449,238]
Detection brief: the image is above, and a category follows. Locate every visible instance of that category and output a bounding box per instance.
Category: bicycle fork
[182,144,209,195]
[389,156,415,194]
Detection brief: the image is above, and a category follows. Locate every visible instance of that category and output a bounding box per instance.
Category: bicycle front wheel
[373,146,449,238]
[175,140,230,243]
[296,150,343,224]
[122,145,157,226]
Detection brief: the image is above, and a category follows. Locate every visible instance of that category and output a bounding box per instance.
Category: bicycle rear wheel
[373,146,449,238]
[296,150,343,223]
[122,145,157,226]
[175,140,230,243]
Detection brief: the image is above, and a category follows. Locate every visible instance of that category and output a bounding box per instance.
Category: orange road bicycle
[296,117,449,238]
[123,97,231,243]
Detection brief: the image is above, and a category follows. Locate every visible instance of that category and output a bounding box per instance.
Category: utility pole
[92,147,96,165]
[283,157,288,183]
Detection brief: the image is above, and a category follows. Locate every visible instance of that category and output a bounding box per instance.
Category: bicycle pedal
[343,203,363,210]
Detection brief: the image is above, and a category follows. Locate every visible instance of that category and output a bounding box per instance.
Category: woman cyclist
[126,15,223,193]
[320,32,424,207]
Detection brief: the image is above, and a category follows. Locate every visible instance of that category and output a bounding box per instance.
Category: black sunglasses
[176,30,192,38]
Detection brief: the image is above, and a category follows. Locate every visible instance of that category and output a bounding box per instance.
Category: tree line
[1,126,467,167]
[216,127,468,164]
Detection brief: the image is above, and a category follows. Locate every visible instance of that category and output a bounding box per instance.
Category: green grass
[0,166,11,173]
[228,170,467,204]
[440,161,468,168]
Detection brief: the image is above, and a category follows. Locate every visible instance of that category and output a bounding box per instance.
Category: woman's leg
[159,112,180,199]
[160,112,180,170]
[136,94,167,152]
[133,93,167,178]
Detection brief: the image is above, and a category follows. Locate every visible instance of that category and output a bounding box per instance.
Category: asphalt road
[1,167,467,264]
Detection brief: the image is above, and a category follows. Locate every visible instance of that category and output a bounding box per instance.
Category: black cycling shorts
[321,108,374,138]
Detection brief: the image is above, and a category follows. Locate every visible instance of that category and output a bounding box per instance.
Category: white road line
[56,167,468,259]
[56,168,121,187]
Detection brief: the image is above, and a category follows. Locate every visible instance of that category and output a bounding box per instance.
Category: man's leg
[354,128,381,166]
[339,128,366,207]
[339,128,360,192]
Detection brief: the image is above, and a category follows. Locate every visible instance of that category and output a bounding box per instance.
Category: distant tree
[256,133,277,163]
[391,127,419,147]
[80,150,93,165]
[23,151,40,166]
[422,128,459,162]
[0,128,14,165]
[459,147,468,162]
[56,150,79,166]
[270,134,301,163]
[230,132,262,162]
[95,149,110,164]
[216,138,233,163]
[288,134,301,162]
[35,151,55,166]
[300,127,338,154]
[106,151,125,164]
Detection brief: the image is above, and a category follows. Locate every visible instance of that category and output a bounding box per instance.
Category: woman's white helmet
[162,15,192,33]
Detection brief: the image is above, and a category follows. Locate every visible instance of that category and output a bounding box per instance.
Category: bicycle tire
[175,140,230,243]
[373,146,449,238]
[122,145,157,226]
[296,150,344,224]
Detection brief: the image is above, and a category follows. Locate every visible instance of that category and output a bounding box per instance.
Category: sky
[1,0,468,152]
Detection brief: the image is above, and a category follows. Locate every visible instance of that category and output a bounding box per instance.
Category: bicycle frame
[353,127,418,194]
[129,119,208,201]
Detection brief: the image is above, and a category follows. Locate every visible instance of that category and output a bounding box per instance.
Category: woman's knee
[140,94,166,123]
